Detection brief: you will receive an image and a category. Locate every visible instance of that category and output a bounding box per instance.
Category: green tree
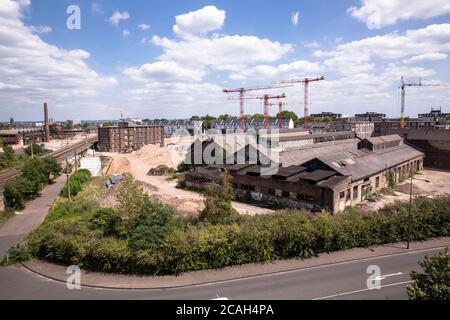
[116,174,145,226]
[200,170,238,224]
[22,158,47,195]
[3,180,25,210]
[252,114,265,121]
[42,157,61,181]
[278,110,298,122]
[407,249,450,300]
[24,143,45,156]
[2,144,16,162]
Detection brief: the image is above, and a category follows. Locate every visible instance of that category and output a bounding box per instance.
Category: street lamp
[407,176,431,249]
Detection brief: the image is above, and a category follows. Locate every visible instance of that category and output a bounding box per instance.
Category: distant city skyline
[1,0,450,121]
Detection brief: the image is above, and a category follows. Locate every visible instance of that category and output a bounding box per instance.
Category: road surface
[0,247,444,300]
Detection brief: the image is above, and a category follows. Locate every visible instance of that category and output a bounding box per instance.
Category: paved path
[0,175,66,259]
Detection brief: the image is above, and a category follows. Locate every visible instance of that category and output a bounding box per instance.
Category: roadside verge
[20,237,450,290]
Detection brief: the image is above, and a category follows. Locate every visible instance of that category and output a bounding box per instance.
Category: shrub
[60,169,92,198]
[91,208,125,238]
[24,144,45,156]
[6,192,450,276]
[3,180,25,210]
[148,165,175,176]
[200,170,238,225]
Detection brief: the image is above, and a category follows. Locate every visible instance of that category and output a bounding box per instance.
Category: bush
[408,249,450,300]
[6,193,450,276]
[91,208,125,238]
[200,170,238,225]
[60,169,92,198]
[24,144,45,156]
[148,165,175,176]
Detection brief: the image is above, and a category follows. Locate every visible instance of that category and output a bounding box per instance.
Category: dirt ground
[359,169,450,211]
[99,145,274,216]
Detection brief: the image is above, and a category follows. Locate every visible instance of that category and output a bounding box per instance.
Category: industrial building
[0,128,45,145]
[185,135,424,213]
[98,122,165,153]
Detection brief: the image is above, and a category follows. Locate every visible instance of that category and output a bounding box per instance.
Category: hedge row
[12,196,449,276]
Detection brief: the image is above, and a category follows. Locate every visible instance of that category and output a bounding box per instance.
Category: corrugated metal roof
[322,144,424,181]
[280,139,360,167]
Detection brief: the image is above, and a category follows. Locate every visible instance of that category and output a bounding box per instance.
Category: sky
[0,0,450,122]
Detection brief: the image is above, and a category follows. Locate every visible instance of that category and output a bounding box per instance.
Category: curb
[20,242,450,291]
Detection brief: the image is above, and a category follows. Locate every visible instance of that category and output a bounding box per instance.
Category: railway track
[0,136,98,188]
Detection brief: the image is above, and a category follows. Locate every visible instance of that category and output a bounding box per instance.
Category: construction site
[86,75,450,217]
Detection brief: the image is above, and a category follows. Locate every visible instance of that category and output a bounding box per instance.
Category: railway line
[0,136,98,189]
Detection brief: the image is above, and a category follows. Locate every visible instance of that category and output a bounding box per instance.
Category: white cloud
[230,60,320,81]
[303,41,320,48]
[138,23,151,30]
[152,34,292,72]
[173,5,225,37]
[348,0,450,29]
[109,11,130,26]
[291,12,300,26]
[403,53,448,64]
[122,29,130,37]
[0,0,117,119]
[29,25,52,34]
[123,61,205,83]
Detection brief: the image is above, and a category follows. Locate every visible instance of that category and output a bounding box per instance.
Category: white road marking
[374,272,403,281]
[313,281,413,300]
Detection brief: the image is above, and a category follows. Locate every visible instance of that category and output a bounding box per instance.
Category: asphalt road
[0,247,443,300]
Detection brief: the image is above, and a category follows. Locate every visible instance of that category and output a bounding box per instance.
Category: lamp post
[407,177,431,249]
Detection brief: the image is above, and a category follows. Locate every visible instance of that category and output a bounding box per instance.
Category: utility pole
[30,140,34,159]
[407,177,431,249]
[407,176,413,249]
[66,159,71,203]
[74,148,78,173]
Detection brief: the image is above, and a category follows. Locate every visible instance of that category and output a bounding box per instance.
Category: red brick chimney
[44,102,50,142]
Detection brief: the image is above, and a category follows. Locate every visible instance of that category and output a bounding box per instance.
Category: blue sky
[1,0,450,121]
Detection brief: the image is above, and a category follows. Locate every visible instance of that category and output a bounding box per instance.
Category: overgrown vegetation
[3,167,449,275]
[0,209,15,225]
[408,249,450,300]
[200,170,238,224]
[60,169,92,199]
[148,165,175,176]
[3,157,61,210]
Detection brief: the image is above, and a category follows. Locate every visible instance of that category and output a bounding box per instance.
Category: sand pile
[106,157,132,175]
[135,144,185,169]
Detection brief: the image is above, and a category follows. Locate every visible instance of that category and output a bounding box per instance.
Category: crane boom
[400,77,450,129]
[223,84,291,130]
[276,76,325,130]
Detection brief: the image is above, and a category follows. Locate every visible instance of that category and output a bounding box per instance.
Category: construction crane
[268,102,288,129]
[400,77,450,129]
[223,83,291,131]
[277,76,325,129]
[237,94,287,129]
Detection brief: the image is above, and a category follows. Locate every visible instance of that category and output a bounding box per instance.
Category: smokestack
[44,103,50,142]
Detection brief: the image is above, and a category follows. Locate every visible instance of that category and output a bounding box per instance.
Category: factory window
[282,191,290,198]
[268,189,275,196]
[346,190,351,202]
[353,186,359,200]
[297,194,314,203]
[340,191,345,200]
[376,177,380,188]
